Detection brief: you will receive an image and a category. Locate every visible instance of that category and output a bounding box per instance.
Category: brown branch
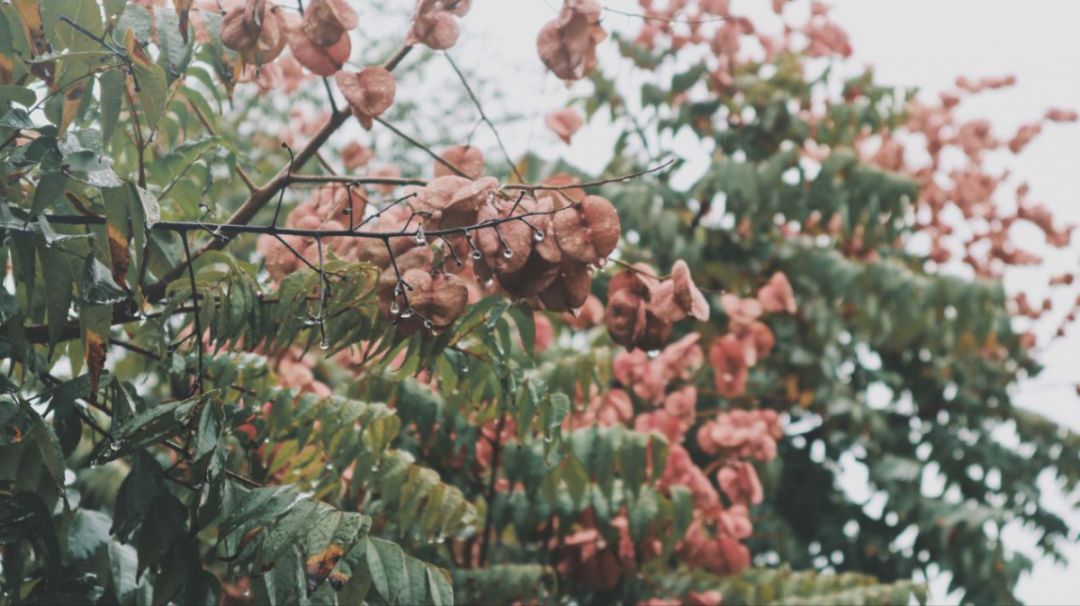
[124,86,148,189]
[444,52,527,184]
[287,174,426,187]
[143,44,415,302]
[503,158,676,192]
[478,408,508,567]
[602,7,729,25]
[187,97,257,192]
[373,116,471,179]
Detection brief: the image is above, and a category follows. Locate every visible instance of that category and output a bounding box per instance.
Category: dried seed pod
[537,0,606,81]
[497,253,562,298]
[545,107,584,144]
[303,0,358,47]
[409,6,460,50]
[531,195,564,264]
[651,259,710,323]
[553,195,620,265]
[435,145,485,179]
[395,268,469,329]
[475,198,535,275]
[335,67,396,129]
[221,0,287,65]
[284,10,352,76]
[538,262,591,311]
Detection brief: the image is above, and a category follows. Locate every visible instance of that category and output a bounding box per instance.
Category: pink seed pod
[545,107,584,144]
[335,67,396,129]
[302,0,358,47]
[538,262,591,312]
[221,0,287,65]
[475,197,536,275]
[287,23,351,76]
[552,195,620,265]
[537,0,605,81]
[411,9,460,50]
[435,145,485,179]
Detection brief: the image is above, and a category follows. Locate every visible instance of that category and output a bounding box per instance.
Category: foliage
[0,1,1075,605]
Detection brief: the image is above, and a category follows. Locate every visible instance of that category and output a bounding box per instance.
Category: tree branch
[143,44,416,301]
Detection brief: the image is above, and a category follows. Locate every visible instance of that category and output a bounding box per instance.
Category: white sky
[457,1,1080,603]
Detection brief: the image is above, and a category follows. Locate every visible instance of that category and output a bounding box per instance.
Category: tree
[0,0,1075,604]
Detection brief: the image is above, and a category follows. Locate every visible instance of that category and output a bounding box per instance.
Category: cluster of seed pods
[256,148,622,336]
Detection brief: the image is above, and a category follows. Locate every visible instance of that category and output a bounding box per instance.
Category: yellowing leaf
[304,544,345,594]
[84,329,106,393]
[106,224,130,287]
[124,29,169,131]
[172,0,193,42]
[58,82,87,135]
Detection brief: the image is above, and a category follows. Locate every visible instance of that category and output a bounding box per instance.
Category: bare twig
[503,158,676,192]
[188,98,257,192]
[373,116,471,179]
[180,232,204,396]
[287,174,426,187]
[144,44,416,301]
[444,52,527,184]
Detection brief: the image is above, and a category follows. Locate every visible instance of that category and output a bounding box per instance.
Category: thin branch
[143,44,415,302]
[180,232,205,396]
[110,338,162,361]
[478,409,508,567]
[373,116,471,179]
[187,98,257,192]
[124,86,148,189]
[444,52,526,184]
[602,7,730,25]
[503,158,676,192]
[44,201,570,240]
[287,174,426,187]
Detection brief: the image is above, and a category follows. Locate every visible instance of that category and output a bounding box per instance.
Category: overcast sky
[458,1,1080,603]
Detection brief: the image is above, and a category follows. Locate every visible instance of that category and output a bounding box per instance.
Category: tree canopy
[0,1,1077,605]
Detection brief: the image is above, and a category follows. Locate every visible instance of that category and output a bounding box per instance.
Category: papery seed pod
[536,0,606,81]
[531,195,564,264]
[538,262,591,311]
[394,268,469,329]
[606,285,649,347]
[412,175,494,230]
[335,67,396,129]
[221,0,287,65]
[757,271,796,315]
[651,259,710,323]
[284,11,352,76]
[435,145,485,179]
[475,198,535,274]
[303,0,359,47]
[497,253,562,298]
[410,9,460,50]
[545,107,584,144]
[341,142,373,169]
[553,195,620,265]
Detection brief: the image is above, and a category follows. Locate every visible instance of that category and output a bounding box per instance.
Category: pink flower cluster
[710,272,797,399]
[558,323,788,584]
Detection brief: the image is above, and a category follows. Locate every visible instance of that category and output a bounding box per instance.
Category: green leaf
[0,399,66,510]
[45,375,90,457]
[41,0,104,52]
[91,395,203,462]
[99,69,125,145]
[124,29,169,132]
[79,256,126,305]
[65,509,112,562]
[1,107,35,129]
[153,6,193,81]
[0,84,35,107]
